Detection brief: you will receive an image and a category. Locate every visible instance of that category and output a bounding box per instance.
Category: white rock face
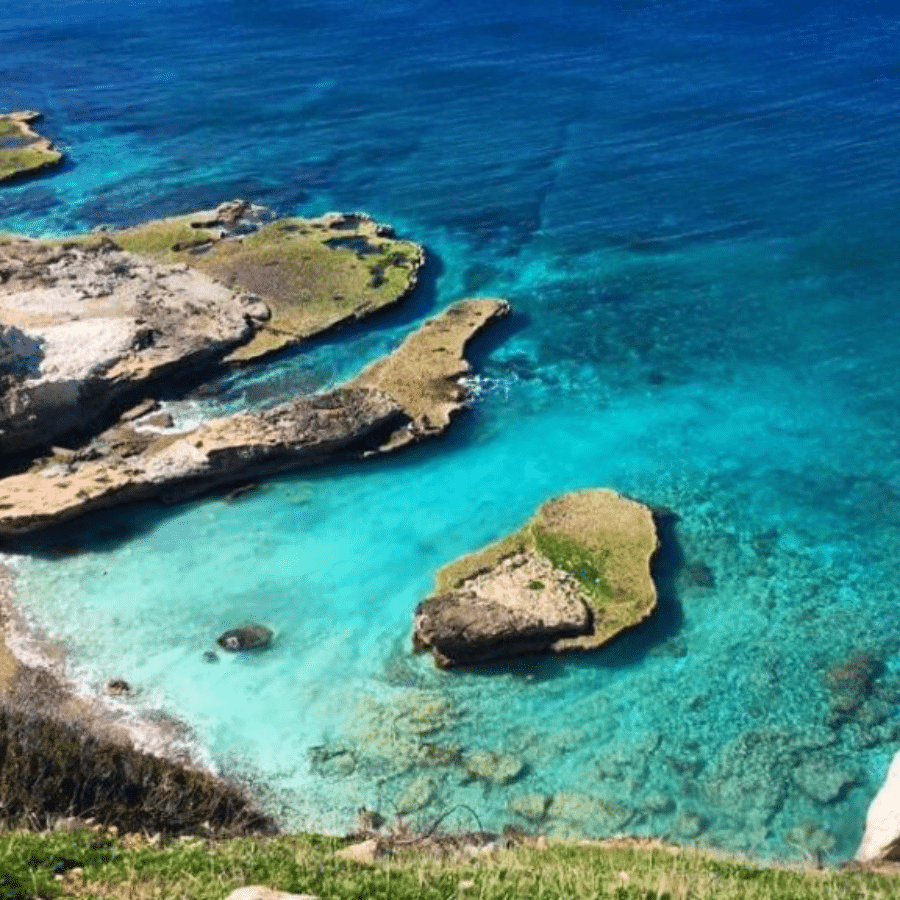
[856,749,900,862]
[0,238,261,454]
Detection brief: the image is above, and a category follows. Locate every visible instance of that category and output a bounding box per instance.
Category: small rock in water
[673,811,707,839]
[217,624,274,651]
[508,793,550,823]
[465,750,525,785]
[203,650,219,663]
[683,562,715,588]
[309,746,356,778]
[104,679,130,696]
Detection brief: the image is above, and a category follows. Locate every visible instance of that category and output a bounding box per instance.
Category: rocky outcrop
[0,235,266,456]
[218,625,274,652]
[857,749,900,862]
[0,204,426,458]
[0,111,64,184]
[413,489,659,668]
[0,299,509,535]
[111,207,425,364]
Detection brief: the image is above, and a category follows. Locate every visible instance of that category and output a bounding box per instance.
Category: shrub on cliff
[0,704,274,836]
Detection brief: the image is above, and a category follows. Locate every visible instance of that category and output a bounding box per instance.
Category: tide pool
[3,0,900,863]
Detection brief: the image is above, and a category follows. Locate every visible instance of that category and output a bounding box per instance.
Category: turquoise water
[4,0,900,862]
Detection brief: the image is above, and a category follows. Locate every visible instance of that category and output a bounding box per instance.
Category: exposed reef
[0,298,509,534]
[0,111,64,184]
[412,489,659,668]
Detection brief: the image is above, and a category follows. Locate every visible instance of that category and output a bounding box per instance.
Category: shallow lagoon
[3,0,900,862]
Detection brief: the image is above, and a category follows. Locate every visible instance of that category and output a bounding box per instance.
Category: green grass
[110,212,423,363]
[532,525,614,603]
[431,490,658,655]
[0,828,898,900]
[0,146,63,184]
[0,121,22,137]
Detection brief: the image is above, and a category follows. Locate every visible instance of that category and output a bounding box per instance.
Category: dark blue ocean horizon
[3,0,900,861]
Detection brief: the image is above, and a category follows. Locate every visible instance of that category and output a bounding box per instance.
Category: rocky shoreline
[0,200,508,533]
[0,197,512,830]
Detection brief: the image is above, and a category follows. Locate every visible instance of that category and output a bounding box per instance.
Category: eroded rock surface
[0,299,509,535]
[112,207,425,363]
[0,236,264,455]
[857,748,900,862]
[413,489,659,668]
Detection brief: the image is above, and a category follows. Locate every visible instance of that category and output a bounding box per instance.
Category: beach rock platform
[0,111,64,184]
[0,297,508,534]
[412,489,659,668]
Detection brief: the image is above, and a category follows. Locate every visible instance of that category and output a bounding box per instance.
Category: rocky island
[413,489,659,668]
[0,112,64,184]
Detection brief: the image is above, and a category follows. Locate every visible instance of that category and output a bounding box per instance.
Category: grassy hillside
[2,827,899,900]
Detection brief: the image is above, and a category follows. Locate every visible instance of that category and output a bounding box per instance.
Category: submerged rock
[547,792,633,832]
[508,793,551,823]
[465,750,525,785]
[396,774,438,814]
[413,489,659,668]
[217,624,273,652]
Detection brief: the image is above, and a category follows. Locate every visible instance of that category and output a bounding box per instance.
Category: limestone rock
[0,298,509,535]
[0,111,64,184]
[857,748,900,862]
[336,838,379,865]
[224,889,320,900]
[0,237,260,455]
[217,625,273,652]
[413,490,659,668]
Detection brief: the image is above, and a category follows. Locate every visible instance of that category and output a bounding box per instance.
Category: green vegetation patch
[111,212,424,363]
[0,146,63,185]
[0,116,64,185]
[0,830,897,900]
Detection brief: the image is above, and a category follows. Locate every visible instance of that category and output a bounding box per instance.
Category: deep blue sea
[3,0,900,862]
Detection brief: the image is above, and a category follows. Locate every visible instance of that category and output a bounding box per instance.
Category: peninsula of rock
[0,200,508,533]
[0,202,424,457]
[0,112,64,184]
[0,297,508,535]
[413,489,659,668]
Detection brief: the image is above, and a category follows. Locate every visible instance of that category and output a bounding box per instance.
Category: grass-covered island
[0,112,64,184]
[413,489,659,667]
